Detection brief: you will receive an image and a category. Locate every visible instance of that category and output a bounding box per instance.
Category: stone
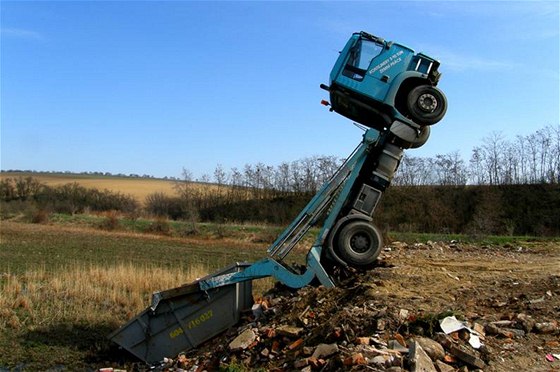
[370,354,393,367]
[399,309,410,321]
[312,343,339,359]
[434,360,455,372]
[388,339,409,353]
[377,318,387,331]
[229,328,257,351]
[307,357,326,368]
[433,332,454,349]
[485,323,525,338]
[516,313,535,333]
[534,321,558,334]
[356,344,389,359]
[302,346,314,355]
[409,341,437,372]
[276,325,304,338]
[294,358,308,369]
[448,344,486,369]
[472,322,485,336]
[414,337,446,361]
[260,348,270,357]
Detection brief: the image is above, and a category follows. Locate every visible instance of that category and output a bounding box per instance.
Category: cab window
[342,39,383,81]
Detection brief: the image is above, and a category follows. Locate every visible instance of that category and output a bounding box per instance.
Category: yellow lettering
[168,310,215,339]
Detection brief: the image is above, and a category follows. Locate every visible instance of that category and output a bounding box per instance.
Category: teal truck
[322,31,447,129]
[110,31,448,364]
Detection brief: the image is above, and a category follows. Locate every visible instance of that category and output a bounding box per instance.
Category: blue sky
[1,1,558,179]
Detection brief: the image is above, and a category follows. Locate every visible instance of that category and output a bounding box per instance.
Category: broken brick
[355,336,370,345]
[343,352,366,366]
[288,338,304,350]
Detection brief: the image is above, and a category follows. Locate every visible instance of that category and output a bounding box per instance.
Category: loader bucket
[108,263,253,364]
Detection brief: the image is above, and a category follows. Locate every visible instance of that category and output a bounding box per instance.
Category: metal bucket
[109,263,253,364]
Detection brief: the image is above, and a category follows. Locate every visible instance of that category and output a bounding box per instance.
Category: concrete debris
[228,328,257,351]
[409,341,437,372]
[448,344,486,369]
[434,359,455,372]
[311,343,339,359]
[276,324,304,338]
[144,240,559,372]
[534,321,558,334]
[414,337,445,361]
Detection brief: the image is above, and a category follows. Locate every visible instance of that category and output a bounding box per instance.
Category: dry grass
[0,172,227,205]
[0,263,209,332]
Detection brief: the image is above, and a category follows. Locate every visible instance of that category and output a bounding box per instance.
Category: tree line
[394,125,560,186]
[1,125,558,236]
[0,177,138,215]
[181,125,559,192]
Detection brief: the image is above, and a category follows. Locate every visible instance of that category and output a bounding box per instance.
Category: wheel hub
[418,93,438,112]
[350,233,370,253]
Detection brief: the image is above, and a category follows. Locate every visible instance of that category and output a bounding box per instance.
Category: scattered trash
[439,316,482,349]
[106,240,559,372]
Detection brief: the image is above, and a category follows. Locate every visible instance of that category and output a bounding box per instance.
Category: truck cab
[325,31,447,129]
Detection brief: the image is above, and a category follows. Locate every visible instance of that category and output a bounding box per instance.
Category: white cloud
[1,27,44,41]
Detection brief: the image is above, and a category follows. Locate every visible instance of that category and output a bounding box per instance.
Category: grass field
[0,220,282,370]
[0,172,224,204]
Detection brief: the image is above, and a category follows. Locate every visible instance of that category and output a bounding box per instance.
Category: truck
[323,31,447,129]
[109,31,448,364]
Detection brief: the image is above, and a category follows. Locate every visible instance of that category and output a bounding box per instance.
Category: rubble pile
[129,241,560,371]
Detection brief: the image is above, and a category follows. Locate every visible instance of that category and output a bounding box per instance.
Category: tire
[336,221,383,267]
[406,85,447,125]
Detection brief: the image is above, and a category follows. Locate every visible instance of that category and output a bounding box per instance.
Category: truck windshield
[343,39,383,81]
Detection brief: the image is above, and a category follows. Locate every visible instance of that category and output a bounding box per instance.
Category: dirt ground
[152,239,560,372]
[360,240,560,371]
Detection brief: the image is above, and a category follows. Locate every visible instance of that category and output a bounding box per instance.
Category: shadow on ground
[14,322,138,369]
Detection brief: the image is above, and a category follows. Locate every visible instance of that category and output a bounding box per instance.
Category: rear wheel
[337,221,383,267]
[406,85,447,125]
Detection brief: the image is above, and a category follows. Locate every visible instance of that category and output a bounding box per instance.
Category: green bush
[145,217,171,235]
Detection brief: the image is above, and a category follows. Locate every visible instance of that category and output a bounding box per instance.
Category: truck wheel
[337,221,383,267]
[406,85,447,125]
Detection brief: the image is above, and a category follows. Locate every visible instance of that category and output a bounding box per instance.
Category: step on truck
[109,31,448,364]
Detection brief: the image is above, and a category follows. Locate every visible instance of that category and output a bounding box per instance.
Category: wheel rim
[350,232,371,253]
[417,93,438,113]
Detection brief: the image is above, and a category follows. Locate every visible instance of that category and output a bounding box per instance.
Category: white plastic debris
[439,316,465,334]
[439,316,483,349]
